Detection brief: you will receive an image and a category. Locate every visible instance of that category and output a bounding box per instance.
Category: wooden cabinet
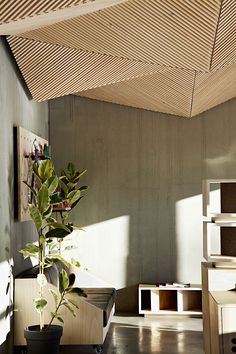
[138,284,202,316]
[209,291,236,354]
[202,180,236,354]
[202,263,236,354]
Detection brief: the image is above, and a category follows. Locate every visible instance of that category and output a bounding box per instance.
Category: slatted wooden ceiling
[1,0,236,117]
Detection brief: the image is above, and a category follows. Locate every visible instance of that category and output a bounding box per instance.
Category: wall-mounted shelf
[203,179,236,221]
[16,126,49,221]
[138,284,202,316]
[203,221,236,262]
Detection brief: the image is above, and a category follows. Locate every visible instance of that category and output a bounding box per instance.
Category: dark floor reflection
[60,315,204,354]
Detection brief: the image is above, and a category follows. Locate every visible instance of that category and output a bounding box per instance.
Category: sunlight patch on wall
[175,194,203,284]
[63,215,130,288]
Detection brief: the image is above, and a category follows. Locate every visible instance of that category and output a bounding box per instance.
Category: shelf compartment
[159,290,177,312]
[203,222,236,262]
[178,290,202,313]
[140,289,151,311]
[203,179,236,220]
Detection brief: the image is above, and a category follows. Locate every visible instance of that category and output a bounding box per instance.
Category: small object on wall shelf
[15,126,49,221]
[138,284,202,316]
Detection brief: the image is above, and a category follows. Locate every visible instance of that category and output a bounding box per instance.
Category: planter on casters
[24,325,63,354]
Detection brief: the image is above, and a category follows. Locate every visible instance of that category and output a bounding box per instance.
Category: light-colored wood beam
[0,0,127,35]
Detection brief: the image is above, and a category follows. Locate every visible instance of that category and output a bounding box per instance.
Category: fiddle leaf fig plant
[20,159,87,331]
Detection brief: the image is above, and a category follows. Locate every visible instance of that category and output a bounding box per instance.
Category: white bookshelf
[138,284,202,316]
[202,179,236,221]
[203,179,236,262]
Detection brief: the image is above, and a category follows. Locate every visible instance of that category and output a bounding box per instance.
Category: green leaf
[59,175,69,185]
[50,193,63,204]
[34,298,47,312]
[19,243,39,258]
[63,302,76,317]
[45,228,71,239]
[29,204,42,230]
[37,185,49,213]
[69,288,87,298]
[50,312,64,324]
[68,299,80,310]
[58,179,68,197]
[68,190,81,206]
[55,315,64,323]
[48,222,71,233]
[45,176,58,195]
[71,258,81,267]
[79,185,88,192]
[44,258,54,268]
[67,182,77,190]
[50,289,59,306]
[70,196,83,210]
[74,169,87,182]
[39,235,45,244]
[68,273,75,287]
[46,217,57,223]
[43,205,53,219]
[59,269,69,293]
[38,160,54,182]
[67,163,75,179]
[47,255,70,268]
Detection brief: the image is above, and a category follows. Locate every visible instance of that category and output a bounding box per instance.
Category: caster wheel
[93,344,103,354]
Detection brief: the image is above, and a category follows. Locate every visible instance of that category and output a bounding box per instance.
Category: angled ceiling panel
[3,0,236,117]
[77,68,195,117]
[210,0,236,70]
[0,0,126,34]
[19,0,221,71]
[0,0,86,24]
[7,35,169,101]
[192,61,236,116]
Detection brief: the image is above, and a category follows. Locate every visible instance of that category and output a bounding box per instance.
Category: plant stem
[46,290,65,329]
[39,229,44,331]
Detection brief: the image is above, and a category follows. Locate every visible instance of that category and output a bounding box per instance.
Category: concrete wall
[0,37,48,353]
[49,93,236,311]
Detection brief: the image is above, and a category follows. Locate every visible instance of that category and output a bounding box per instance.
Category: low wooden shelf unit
[138,284,202,316]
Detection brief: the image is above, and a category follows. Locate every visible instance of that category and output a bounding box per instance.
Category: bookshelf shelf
[138,284,202,316]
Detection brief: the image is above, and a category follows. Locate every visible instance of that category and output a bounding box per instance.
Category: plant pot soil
[24,325,63,354]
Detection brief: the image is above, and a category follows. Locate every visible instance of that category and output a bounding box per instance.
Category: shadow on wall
[49,95,236,312]
[1,37,32,100]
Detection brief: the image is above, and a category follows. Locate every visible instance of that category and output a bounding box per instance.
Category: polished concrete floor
[60,315,204,354]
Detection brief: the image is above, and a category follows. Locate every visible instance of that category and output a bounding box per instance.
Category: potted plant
[20,158,88,354]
